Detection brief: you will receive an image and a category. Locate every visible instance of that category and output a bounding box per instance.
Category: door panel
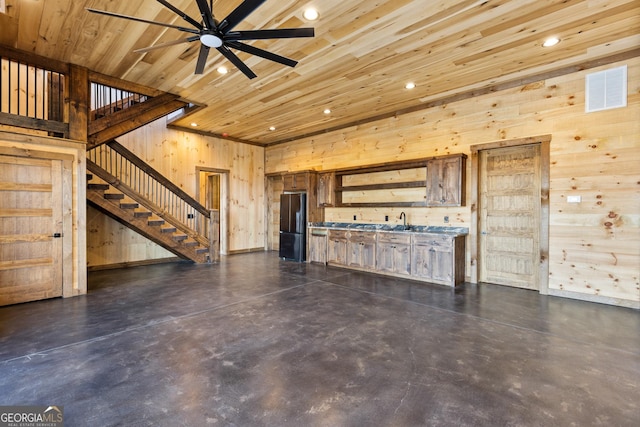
[0,155,63,306]
[479,145,541,290]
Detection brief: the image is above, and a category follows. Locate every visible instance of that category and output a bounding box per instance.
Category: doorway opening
[470,135,550,293]
[196,167,229,256]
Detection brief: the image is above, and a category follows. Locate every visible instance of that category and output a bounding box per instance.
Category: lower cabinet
[376,233,411,276]
[308,230,328,264]
[318,227,466,287]
[327,230,348,265]
[347,231,377,270]
[411,233,466,286]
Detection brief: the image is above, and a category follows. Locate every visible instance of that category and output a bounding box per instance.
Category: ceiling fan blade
[216,45,257,79]
[195,44,211,74]
[218,0,267,32]
[225,28,315,41]
[134,36,200,53]
[86,8,200,34]
[195,0,217,30]
[156,0,203,30]
[226,41,297,68]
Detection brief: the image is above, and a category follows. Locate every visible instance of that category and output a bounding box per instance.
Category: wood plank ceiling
[1,0,639,145]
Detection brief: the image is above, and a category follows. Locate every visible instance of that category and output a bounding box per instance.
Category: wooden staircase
[87,174,211,263]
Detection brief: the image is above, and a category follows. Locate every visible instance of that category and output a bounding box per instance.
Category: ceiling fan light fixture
[200,34,223,48]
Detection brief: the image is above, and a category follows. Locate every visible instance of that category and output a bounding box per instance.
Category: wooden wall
[87,117,266,267]
[265,58,640,308]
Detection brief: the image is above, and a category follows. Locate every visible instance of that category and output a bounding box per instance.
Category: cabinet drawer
[378,232,411,245]
[349,231,376,244]
[328,229,348,241]
[411,233,453,248]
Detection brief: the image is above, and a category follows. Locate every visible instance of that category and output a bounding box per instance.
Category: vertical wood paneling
[266,58,640,306]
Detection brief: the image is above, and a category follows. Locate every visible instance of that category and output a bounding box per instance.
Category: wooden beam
[68,64,89,142]
[0,112,68,136]
[88,98,187,148]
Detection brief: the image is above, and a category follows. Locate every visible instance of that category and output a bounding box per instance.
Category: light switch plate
[567,195,581,203]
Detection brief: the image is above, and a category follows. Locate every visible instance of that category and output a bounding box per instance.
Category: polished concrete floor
[0,252,639,426]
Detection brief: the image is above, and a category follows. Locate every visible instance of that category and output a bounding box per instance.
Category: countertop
[308,222,468,236]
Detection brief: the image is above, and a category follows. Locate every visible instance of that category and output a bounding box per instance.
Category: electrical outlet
[385,215,389,221]
[567,195,581,203]
[353,215,357,220]
[444,216,449,223]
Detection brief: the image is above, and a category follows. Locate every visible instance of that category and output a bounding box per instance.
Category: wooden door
[0,155,63,305]
[479,145,541,290]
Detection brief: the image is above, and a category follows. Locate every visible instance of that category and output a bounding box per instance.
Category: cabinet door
[309,232,327,264]
[283,173,308,191]
[347,231,376,269]
[411,234,454,284]
[327,230,348,265]
[426,156,465,206]
[317,172,335,207]
[377,233,411,275]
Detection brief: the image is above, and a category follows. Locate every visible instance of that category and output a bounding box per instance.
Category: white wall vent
[585,65,627,113]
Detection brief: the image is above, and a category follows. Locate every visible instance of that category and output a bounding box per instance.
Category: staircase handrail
[87,140,212,247]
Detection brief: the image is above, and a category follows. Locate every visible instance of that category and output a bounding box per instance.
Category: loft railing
[0,55,67,135]
[87,140,218,259]
[90,82,150,120]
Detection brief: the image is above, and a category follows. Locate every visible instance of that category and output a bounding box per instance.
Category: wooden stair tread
[120,202,139,209]
[133,210,152,218]
[148,218,165,226]
[160,226,177,233]
[104,193,124,200]
[88,183,109,190]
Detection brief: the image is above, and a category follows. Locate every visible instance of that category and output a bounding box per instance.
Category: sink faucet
[400,212,409,230]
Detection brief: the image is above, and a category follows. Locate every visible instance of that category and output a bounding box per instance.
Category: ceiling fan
[86,0,315,79]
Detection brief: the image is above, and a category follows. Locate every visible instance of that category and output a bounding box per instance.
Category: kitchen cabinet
[313,226,466,287]
[376,232,411,276]
[283,172,308,191]
[327,229,348,265]
[426,155,466,206]
[411,233,465,286]
[317,172,335,207]
[309,229,328,264]
[347,231,377,270]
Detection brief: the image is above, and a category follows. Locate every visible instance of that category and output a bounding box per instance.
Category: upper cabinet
[426,155,466,207]
[328,154,466,208]
[317,172,335,207]
[283,172,308,191]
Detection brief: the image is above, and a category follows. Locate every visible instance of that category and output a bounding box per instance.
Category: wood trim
[337,181,427,191]
[0,113,68,136]
[86,257,183,271]
[0,45,70,75]
[469,135,551,293]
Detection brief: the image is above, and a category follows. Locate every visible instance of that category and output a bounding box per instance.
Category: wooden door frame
[195,167,229,255]
[469,135,551,294]
[0,146,75,298]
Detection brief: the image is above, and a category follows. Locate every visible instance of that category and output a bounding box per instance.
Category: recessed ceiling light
[269,126,276,131]
[303,8,319,21]
[324,108,331,114]
[405,82,416,89]
[217,66,228,74]
[190,122,198,127]
[543,37,560,47]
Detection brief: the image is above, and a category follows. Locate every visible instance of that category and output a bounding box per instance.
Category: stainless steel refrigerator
[279,193,306,261]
